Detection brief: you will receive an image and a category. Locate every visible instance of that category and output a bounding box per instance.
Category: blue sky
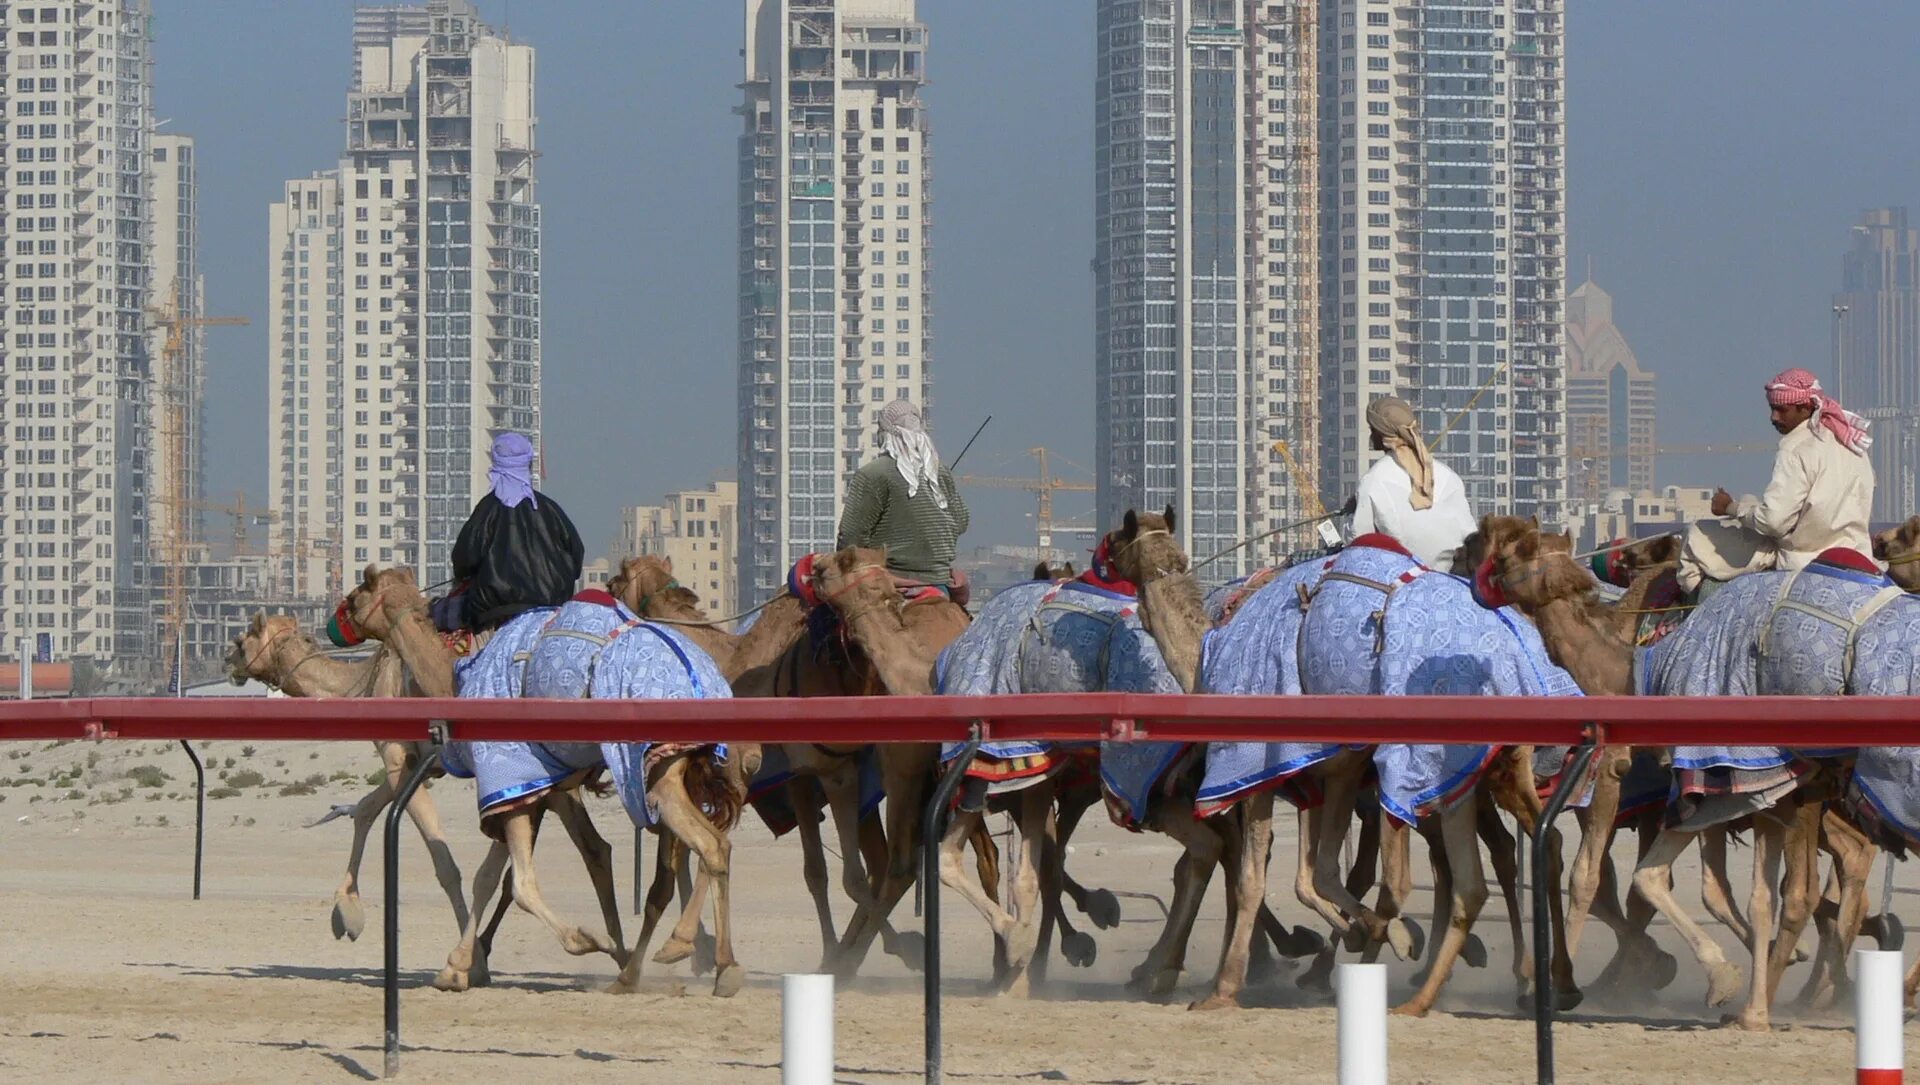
[156,0,1920,560]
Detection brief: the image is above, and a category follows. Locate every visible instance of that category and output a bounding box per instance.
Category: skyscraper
[1319,0,1567,527]
[1093,1,1322,575]
[269,0,539,599]
[0,2,156,668]
[1566,278,1654,507]
[737,0,933,605]
[150,134,204,575]
[1834,208,1920,522]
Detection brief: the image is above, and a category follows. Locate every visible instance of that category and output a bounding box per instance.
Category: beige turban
[1366,396,1435,511]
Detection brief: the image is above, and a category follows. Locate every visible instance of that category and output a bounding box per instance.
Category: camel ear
[661,556,674,573]
[1528,515,1539,530]
[1163,505,1177,535]
[1123,509,1139,536]
[248,611,265,633]
[1651,536,1680,564]
[362,563,380,587]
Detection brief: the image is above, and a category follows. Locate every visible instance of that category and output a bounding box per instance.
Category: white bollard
[1337,962,1388,1085]
[1856,949,1904,1085]
[782,972,835,1085]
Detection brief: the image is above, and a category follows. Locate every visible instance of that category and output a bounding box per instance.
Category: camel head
[1104,506,1188,586]
[805,546,901,625]
[611,555,682,615]
[340,564,429,643]
[1477,524,1588,614]
[227,611,303,684]
[1875,517,1920,593]
[1451,514,1540,576]
[1033,559,1076,580]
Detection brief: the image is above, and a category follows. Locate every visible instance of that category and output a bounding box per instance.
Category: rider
[1677,367,1875,593]
[1349,395,1478,569]
[835,398,970,598]
[444,432,586,632]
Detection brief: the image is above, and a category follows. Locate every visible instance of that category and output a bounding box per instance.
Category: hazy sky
[155,1,1920,563]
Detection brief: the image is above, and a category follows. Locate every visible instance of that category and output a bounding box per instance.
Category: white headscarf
[877,398,947,509]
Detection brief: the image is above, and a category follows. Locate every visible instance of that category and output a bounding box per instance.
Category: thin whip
[1193,511,1346,572]
[641,592,787,629]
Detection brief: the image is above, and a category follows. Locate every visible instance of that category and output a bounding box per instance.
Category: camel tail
[683,753,745,834]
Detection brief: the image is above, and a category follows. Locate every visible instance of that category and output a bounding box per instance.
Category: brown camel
[1480,524,1829,1030]
[342,566,749,996]
[224,613,468,943]
[789,546,975,981]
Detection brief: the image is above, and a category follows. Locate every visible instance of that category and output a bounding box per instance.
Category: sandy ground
[0,737,1908,1083]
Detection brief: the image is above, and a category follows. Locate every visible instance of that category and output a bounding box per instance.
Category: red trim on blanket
[1348,533,1414,558]
[570,589,619,608]
[1815,547,1881,575]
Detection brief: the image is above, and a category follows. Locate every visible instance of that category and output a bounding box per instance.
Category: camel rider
[1677,367,1875,594]
[835,398,970,600]
[441,432,586,633]
[1349,395,1478,570]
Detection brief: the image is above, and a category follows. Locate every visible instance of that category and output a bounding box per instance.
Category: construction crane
[186,489,279,557]
[148,285,249,679]
[957,447,1095,554]
[1270,439,1326,519]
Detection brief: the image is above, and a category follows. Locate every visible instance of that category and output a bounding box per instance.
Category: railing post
[923,724,983,1085]
[179,739,205,900]
[1532,737,1595,1085]
[383,743,441,1079]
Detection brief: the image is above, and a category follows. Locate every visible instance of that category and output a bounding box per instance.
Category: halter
[817,562,900,627]
[627,577,682,616]
[1108,527,1180,581]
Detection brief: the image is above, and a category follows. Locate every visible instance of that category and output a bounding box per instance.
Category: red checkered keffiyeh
[1765,368,1871,454]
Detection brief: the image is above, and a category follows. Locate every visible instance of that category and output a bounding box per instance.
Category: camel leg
[500,808,617,960]
[936,807,1022,963]
[609,831,682,991]
[1733,811,1788,1031]
[1501,784,1580,1008]
[397,780,469,938]
[1565,749,1626,955]
[834,745,934,977]
[1393,802,1487,1017]
[1634,827,1745,1007]
[1293,804,1341,995]
[1699,826,1755,945]
[1479,796,1528,995]
[436,839,510,992]
[649,762,742,997]
[331,781,391,941]
[1008,786,1058,996]
[1763,804,1819,1002]
[1313,762,1414,957]
[548,788,628,968]
[1056,785,1120,929]
[1362,811,1414,966]
[1129,806,1223,995]
[1192,790,1275,1010]
[1801,811,1876,1009]
[788,781,840,966]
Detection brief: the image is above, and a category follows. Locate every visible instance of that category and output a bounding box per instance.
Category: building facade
[619,479,739,620]
[1093,0,1323,575]
[0,1,156,669]
[1566,277,1654,508]
[1835,208,1920,522]
[737,0,933,606]
[1318,0,1567,527]
[270,0,539,599]
[149,134,203,568]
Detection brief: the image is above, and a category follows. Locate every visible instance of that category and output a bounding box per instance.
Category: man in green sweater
[836,398,969,594]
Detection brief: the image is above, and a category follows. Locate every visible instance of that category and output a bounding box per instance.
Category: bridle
[815,562,900,627]
[1111,527,1182,581]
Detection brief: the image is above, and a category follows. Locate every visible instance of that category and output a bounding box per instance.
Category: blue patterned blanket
[449,608,582,814]
[522,597,732,829]
[1296,545,1580,825]
[934,579,1183,821]
[747,745,884,836]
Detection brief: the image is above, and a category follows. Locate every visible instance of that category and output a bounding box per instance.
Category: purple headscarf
[488,432,538,509]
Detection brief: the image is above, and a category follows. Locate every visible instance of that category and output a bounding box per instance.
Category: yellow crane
[147,286,249,676]
[957,447,1095,554]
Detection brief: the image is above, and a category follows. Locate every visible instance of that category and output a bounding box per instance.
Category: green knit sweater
[835,456,969,584]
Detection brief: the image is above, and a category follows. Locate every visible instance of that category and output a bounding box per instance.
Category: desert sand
[0,736,1902,1083]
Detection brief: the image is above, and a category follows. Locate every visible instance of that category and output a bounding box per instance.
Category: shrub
[207,786,241,800]
[227,769,266,789]
[124,765,167,788]
[279,782,316,797]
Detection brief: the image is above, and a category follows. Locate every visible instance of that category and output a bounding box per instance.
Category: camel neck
[265,638,377,698]
[1138,573,1209,693]
[385,607,455,698]
[1529,594,1634,696]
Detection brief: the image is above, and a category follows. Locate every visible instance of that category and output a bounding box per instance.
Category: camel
[608,555,969,973]
[341,566,748,996]
[786,546,976,980]
[1470,524,1920,1030]
[224,613,467,943]
[1136,527,1586,1016]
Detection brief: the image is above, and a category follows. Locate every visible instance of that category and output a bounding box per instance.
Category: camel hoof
[1341,924,1370,953]
[691,933,718,976]
[1148,967,1183,999]
[469,953,492,989]
[333,896,366,942]
[653,937,695,966]
[1705,961,1745,1008]
[1872,912,1907,953]
[1543,987,1583,1013]
[887,930,928,971]
[1275,925,1326,959]
[1061,930,1098,968]
[432,967,470,993]
[1648,949,1679,991]
[712,963,745,998]
[604,978,641,996]
[1297,954,1336,996]
[562,928,613,958]
[1188,993,1239,1012]
[1390,1001,1433,1019]
[1081,888,1123,930]
[1726,1011,1771,1033]
[1387,918,1419,962]
[1461,932,1489,969]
